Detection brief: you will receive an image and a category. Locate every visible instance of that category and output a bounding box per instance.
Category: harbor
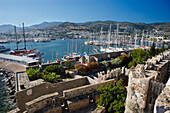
[0,0,170,112]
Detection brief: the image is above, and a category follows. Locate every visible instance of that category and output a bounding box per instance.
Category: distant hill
[0,24,16,33]
[42,22,91,32]
[0,21,62,33]
[79,21,155,31]
[41,21,170,32]
[0,21,170,33]
[29,21,62,29]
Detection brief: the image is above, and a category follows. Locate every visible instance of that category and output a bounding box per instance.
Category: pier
[0,54,40,66]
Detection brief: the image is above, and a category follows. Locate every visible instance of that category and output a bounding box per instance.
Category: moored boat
[0,46,10,53]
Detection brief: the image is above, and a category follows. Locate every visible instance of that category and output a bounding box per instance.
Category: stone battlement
[125,50,170,113]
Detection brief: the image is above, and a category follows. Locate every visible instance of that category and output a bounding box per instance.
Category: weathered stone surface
[125,50,170,113]
[154,78,170,113]
[44,105,62,113]
[25,92,59,113]
[67,95,89,112]
[97,68,121,81]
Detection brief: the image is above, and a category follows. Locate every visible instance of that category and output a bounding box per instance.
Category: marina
[0,37,168,62]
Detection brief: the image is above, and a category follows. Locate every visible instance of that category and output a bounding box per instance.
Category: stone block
[44,105,62,113]
[67,95,89,112]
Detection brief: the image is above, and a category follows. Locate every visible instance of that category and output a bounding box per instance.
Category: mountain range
[0,21,170,33]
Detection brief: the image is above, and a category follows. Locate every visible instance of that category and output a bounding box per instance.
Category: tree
[161,43,165,52]
[75,63,87,75]
[43,65,65,75]
[102,60,109,68]
[148,43,156,58]
[64,61,74,69]
[43,73,61,83]
[111,58,122,67]
[97,79,127,113]
[128,48,148,68]
[118,54,130,65]
[87,62,100,72]
[27,68,40,80]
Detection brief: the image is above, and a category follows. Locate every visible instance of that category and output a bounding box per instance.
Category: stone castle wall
[125,50,170,113]
[16,77,88,112]
[154,78,170,113]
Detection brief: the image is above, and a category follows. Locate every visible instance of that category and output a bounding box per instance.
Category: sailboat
[9,23,36,55]
[61,39,84,61]
[56,50,60,63]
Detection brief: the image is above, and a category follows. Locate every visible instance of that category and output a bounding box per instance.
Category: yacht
[0,46,10,53]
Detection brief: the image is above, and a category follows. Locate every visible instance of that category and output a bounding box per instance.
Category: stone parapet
[125,50,170,113]
[97,68,121,82]
[67,95,89,112]
[25,92,59,113]
[63,78,116,99]
[154,78,170,113]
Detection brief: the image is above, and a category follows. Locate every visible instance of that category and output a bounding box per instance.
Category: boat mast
[76,39,78,53]
[56,50,58,60]
[116,23,119,48]
[123,31,125,49]
[135,33,137,49]
[67,40,69,55]
[72,39,73,55]
[149,31,151,47]
[52,51,53,61]
[100,27,103,49]
[87,32,90,53]
[141,30,144,47]
[14,26,18,50]
[22,23,26,50]
[107,24,111,48]
[114,30,116,48]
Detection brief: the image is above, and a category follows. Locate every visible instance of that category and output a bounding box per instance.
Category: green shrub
[43,73,61,83]
[64,61,74,69]
[111,58,122,67]
[27,68,40,80]
[75,63,87,75]
[102,60,109,68]
[118,54,130,65]
[87,62,100,72]
[97,79,127,113]
[43,65,65,75]
[128,48,148,68]
[27,65,66,83]
[148,43,156,58]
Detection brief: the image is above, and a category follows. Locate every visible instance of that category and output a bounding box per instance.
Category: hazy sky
[0,0,170,26]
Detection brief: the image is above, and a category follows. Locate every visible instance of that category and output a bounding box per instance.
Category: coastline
[0,69,16,112]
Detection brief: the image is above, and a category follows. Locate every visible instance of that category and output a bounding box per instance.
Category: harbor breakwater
[0,68,16,112]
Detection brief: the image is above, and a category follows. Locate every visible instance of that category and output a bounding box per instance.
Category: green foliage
[111,58,122,66]
[64,61,74,69]
[27,65,66,83]
[161,43,165,52]
[128,48,148,68]
[75,64,87,75]
[107,67,111,71]
[118,54,130,65]
[97,79,127,113]
[102,60,109,68]
[43,73,61,83]
[87,62,100,72]
[148,43,156,58]
[75,62,100,75]
[43,65,65,75]
[27,68,40,80]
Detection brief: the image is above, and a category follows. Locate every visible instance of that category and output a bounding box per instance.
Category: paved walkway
[0,61,26,73]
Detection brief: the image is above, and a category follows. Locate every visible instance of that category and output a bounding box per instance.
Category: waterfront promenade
[0,61,26,73]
